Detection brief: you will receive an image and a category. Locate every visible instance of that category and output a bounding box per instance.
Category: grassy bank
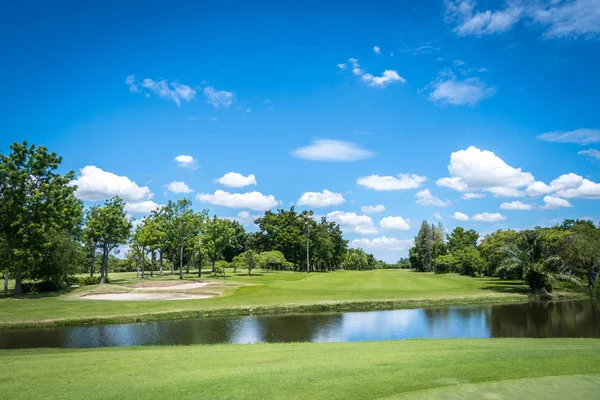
[2,339,600,399]
[0,269,583,329]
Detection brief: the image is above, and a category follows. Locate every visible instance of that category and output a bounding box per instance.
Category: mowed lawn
[0,269,531,327]
[1,339,599,399]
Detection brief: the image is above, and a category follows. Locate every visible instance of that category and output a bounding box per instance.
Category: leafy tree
[478,229,520,276]
[432,253,458,274]
[88,197,131,283]
[562,222,600,289]
[410,221,433,272]
[171,199,194,279]
[201,215,232,274]
[447,227,478,253]
[0,141,83,294]
[259,250,292,271]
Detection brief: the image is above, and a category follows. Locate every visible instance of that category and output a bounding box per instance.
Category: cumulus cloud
[428,76,495,106]
[380,216,411,230]
[203,87,235,108]
[373,46,381,54]
[361,204,386,213]
[216,172,257,188]
[326,211,378,235]
[500,201,533,210]
[445,0,600,40]
[472,212,506,222]
[165,181,193,194]
[452,211,470,221]
[227,211,260,227]
[436,146,534,197]
[126,75,197,107]
[538,128,600,144]
[415,189,451,207]
[71,166,153,202]
[343,58,406,88]
[527,173,600,199]
[297,190,345,208]
[350,236,414,251]
[124,200,161,214]
[196,190,279,211]
[357,174,426,191]
[173,155,197,169]
[543,195,573,209]
[291,139,374,162]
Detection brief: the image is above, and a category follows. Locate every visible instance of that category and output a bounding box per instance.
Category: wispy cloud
[429,75,495,106]
[291,139,374,162]
[341,58,407,88]
[538,128,600,144]
[203,87,235,108]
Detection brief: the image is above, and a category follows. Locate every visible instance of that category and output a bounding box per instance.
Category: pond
[1,299,599,349]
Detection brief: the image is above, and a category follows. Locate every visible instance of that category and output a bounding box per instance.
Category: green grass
[0,269,582,329]
[1,339,599,399]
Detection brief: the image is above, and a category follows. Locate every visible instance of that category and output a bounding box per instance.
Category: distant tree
[410,221,433,272]
[447,227,478,253]
[0,141,83,294]
[562,222,600,289]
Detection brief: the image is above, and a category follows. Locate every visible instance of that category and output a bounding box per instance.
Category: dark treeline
[408,219,600,292]
[1,142,381,294]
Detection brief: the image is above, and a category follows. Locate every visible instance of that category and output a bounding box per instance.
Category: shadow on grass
[1,286,78,300]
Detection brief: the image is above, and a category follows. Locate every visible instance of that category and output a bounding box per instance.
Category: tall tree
[0,141,83,294]
[410,221,433,272]
[82,206,102,277]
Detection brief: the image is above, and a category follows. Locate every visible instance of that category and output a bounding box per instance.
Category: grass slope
[0,269,575,329]
[1,339,599,399]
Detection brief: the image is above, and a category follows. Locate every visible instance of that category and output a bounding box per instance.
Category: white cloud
[216,172,257,188]
[453,211,470,221]
[166,181,194,194]
[203,87,235,108]
[126,76,196,107]
[291,139,374,162]
[71,166,153,202]
[373,46,381,54]
[500,201,534,210]
[446,1,523,36]
[297,190,345,208]
[345,58,406,88]
[472,212,506,222]
[433,211,443,220]
[357,174,426,191]
[415,189,451,207]
[350,236,414,251]
[196,190,279,211]
[173,155,197,169]
[445,0,600,40]
[527,173,600,199]
[337,63,348,70]
[533,0,600,39]
[429,76,495,106]
[436,146,535,197]
[461,192,486,200]
[379,216,411,230]
[327,211,377,235]
[543,195,573,209]
[125,200,161,214]
[227,211,260,227]
[537,128,600,144]
[361,204,386,213]
[579,149,600,160]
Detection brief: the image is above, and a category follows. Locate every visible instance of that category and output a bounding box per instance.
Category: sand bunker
[82,292,215,301]
[133,282,212,291]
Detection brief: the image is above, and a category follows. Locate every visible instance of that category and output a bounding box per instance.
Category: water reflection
[1,300,599,349]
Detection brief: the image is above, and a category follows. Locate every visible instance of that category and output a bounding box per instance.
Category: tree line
[1,141,380,294]
[408,219,600,292]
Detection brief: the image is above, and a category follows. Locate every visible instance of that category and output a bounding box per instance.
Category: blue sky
[2,0,599,261]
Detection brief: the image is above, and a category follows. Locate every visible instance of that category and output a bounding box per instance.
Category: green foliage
[410,221,445,272]
[343,248,375,270]
[0,141,83,293]
[432,253,459,274]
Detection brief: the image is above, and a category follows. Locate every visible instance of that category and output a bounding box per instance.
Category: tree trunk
[198,255,202,278]
[4,271,9,292]
[90,245,96,277]
[159,252,163,274]
[14,266,22,295]
[135,254,139,279]
[179,244,184,280]
[306,229,310,274]
[100,241,109,284]
[171,254,174,275]
[588,268,598,289]
[141,248,145,279]
[212,260,215,276]
[186,253,191,274]
[150,251,154,278]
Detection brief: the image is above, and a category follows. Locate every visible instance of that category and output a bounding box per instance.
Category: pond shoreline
[0,291,585,330]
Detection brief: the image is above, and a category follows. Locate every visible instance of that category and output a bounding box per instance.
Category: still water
[1,300,599,349]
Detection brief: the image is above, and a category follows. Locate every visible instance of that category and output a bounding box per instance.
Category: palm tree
[298,211,312,273]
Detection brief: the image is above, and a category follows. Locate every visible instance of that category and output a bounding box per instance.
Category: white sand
[82,292,215,301]
[134,282,212,291]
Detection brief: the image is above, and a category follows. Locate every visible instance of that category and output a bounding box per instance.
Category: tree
[201,216,232,275]
[89,197,131,284]
[562,222,600,289]
[298,211,313,273]
[171,199,194,280]
[258,250,292,272]
[410,221,433,272]
[0,141,83,294]
[82,206,102,277]
[447,227,478,253]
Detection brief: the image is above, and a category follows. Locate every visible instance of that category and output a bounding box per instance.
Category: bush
[432,254,458,274]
